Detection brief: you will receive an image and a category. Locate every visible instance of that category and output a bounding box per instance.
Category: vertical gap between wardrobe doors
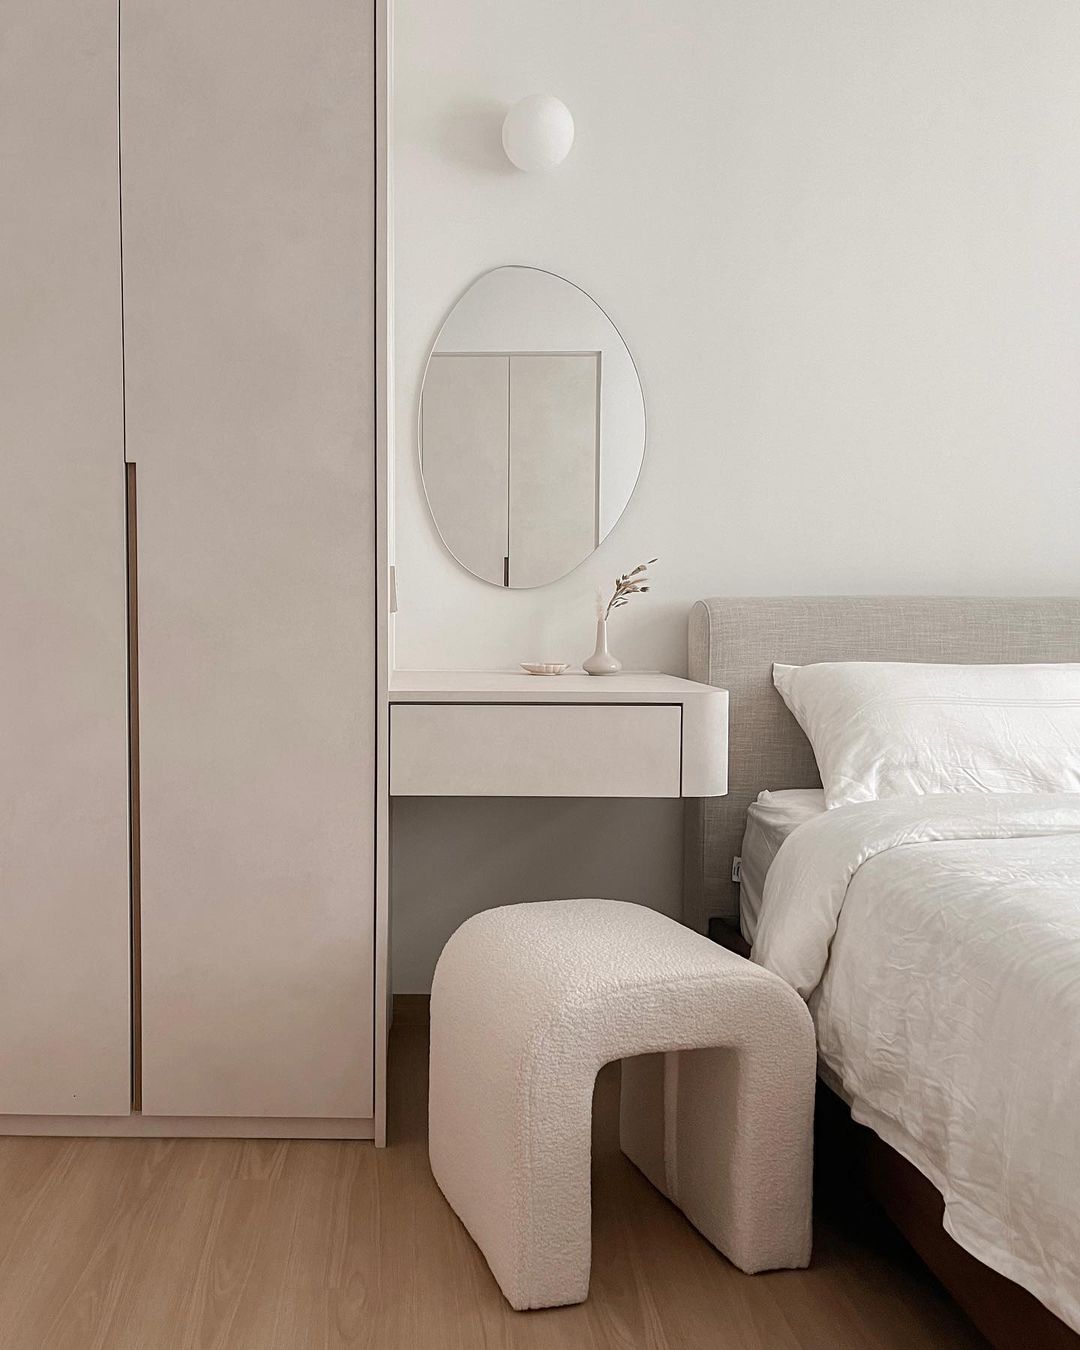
[119,0,142,1112]
[125,463,143,1112]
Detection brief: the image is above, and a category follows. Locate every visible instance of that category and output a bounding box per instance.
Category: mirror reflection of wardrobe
[421,351,601,587]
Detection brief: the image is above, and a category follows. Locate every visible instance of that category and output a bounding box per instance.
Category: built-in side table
[389,671,728,799]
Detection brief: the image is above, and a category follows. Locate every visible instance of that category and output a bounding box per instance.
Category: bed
[685,596,1080,1350]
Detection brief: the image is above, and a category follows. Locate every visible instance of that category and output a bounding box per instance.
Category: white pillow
[772,661,1080,809]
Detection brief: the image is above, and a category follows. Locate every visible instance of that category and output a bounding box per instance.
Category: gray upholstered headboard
[684,596,1080,931]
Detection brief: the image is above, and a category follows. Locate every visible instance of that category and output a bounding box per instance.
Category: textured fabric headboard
[684,596,1080,931]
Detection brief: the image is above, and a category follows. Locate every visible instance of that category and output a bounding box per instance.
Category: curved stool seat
[428,898,816,1311]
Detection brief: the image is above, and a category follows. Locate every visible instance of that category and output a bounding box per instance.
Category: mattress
[738,788,825,943]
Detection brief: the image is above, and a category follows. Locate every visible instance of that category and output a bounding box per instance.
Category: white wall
[395,0,1080,675]
[391,797,684,992]
[390,0,1080,988]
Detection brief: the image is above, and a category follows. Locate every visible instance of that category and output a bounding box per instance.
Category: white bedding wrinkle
[772,661,1080,808]
[753,793,1080,1332]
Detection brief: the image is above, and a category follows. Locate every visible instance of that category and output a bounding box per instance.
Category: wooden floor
[0,1024,988,1350]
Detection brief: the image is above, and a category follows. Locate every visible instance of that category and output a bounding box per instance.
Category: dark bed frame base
[709,920,1079,1350]
[816,1087,1079,1350]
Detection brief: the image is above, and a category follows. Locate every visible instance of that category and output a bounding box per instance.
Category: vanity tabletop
[389,670,726,704]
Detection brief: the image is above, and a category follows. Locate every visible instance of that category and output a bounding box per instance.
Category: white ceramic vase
[583,618,622,676]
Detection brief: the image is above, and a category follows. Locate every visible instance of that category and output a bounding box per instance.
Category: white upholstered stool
[428,898,816,1311]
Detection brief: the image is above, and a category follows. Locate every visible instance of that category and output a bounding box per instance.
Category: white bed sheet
[738,789,825,943]
[754,794,1080,1333]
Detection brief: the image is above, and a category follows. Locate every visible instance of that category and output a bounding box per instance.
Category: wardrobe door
[421,355,509,586]
[122,0,375,1117]
[0,2,131,1114]
[508,354,599,588]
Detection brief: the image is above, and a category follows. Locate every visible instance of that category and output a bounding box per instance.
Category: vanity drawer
[389,703,683,798]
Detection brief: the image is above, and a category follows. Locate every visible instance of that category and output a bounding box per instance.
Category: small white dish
[520,662,570,677]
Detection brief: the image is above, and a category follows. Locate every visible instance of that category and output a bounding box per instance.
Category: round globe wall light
[501,95,575,172]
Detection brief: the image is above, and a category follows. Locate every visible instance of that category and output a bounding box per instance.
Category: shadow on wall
[434,97,516,175]
[391,795,686,992]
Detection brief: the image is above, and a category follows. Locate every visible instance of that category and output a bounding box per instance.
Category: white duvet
[753,793,1080,1333]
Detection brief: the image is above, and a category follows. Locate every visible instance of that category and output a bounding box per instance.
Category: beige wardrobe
[1,0,379,1136]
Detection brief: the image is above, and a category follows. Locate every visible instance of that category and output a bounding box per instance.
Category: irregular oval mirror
[419,266,646,588]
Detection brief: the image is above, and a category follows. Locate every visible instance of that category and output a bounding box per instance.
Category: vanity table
[389,672,728,799]
[386,266,728,1078]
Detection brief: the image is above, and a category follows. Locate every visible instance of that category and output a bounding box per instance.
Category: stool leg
[619,1002,816,1274]
[430,1012,598,1310]
[665,1038,814,1272]
[507,1062,598,1309]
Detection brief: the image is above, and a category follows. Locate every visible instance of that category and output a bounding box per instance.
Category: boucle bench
[428,898,816,1311]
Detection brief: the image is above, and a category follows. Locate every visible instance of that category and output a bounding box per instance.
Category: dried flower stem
[602,558,657,622]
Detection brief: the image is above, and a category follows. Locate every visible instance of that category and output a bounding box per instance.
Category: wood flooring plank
[102,1142,245,1350]
[0,1141,121,1346]
[0,1138,80,1266]
[37,1140,183,1350]
[179,1173,284,1350]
